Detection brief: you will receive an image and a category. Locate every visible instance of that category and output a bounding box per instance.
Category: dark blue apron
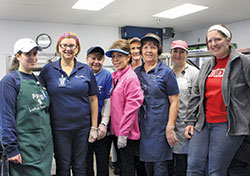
[137,65,172,162]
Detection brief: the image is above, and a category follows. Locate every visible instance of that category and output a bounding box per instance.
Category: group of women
[0,24,249,176]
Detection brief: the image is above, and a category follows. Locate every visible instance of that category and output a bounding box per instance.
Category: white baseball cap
[14,38,42,54]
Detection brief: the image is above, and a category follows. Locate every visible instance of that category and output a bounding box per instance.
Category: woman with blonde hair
[129,37,143,70]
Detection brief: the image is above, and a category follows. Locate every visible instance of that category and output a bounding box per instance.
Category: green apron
[9,70,53,176]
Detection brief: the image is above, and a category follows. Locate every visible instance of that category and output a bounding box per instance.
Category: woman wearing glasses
[39,32,99,176]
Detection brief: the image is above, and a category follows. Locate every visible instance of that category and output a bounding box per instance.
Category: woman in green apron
[0,38,53,176]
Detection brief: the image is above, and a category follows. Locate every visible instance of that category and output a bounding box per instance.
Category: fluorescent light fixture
[153,3,208,19]
[72,0,114,11]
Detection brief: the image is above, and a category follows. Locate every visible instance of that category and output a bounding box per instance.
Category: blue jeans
[145,161,169,176]
[187,122,245,176]
[53,128,89,176]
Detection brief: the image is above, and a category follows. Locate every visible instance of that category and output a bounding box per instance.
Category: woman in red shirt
[185,24,250,176]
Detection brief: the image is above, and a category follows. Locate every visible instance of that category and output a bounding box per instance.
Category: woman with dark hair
[135,33,179,176]
[170,40,199,176]
[185,24,250,176]
[39,32,99,175]
[105,39,144,176]
[0,38,53,176]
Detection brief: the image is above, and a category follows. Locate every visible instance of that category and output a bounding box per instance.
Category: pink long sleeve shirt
[110,65,144,140]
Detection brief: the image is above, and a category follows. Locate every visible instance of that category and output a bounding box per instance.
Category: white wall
[181,19,250,49]
[162,31,183,53]
[1,18,250,78]
[0,20,119,79]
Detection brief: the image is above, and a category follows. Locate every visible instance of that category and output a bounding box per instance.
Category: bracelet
[91,126,98,130]
[101,122,106,127]
[166,126,175,130]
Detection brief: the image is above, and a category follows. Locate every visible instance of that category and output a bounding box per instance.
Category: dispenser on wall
[121,26,163,42]
[162,27,175,39]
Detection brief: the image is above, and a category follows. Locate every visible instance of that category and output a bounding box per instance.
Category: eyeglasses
[59,44,77,49]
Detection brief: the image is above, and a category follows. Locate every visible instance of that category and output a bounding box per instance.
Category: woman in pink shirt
[105,39,144,176]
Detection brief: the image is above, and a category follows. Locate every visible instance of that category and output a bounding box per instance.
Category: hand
[166,126,178,147]
[88,126,98,143]
[8,154,22,164]
[185,125,194,139]
[117,136,127,149]
[97,123,107,140]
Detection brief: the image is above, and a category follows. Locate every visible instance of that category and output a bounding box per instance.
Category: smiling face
[207,30,231,58]
[16,48,38,73]
[111,51,130,71]
[58,38,79,60]
[141,41,158,64]
[86,52,104,73]
[171,48,188,68]
[130,41,141,62]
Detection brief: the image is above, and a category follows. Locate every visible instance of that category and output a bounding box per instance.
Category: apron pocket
[18,130,41,164]
[141,114,167,138]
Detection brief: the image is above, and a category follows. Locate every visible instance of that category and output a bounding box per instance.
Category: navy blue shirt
[0,71,37,157]
[39,58,98,130]
[94,68,112,124]
[135,61,179,97]
[134,60,179,161]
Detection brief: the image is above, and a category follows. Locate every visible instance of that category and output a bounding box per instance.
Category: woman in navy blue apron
[0,38,53,176]
[134,33,179,176]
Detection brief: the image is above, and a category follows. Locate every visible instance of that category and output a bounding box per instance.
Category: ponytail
[9,57,19,72]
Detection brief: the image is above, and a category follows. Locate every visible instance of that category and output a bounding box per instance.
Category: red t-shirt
[205,55,229,123]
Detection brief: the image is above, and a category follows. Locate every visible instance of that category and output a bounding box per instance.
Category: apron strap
[16,70,23,81]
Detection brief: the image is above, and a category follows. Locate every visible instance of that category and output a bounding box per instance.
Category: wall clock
[36,33,52,49]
